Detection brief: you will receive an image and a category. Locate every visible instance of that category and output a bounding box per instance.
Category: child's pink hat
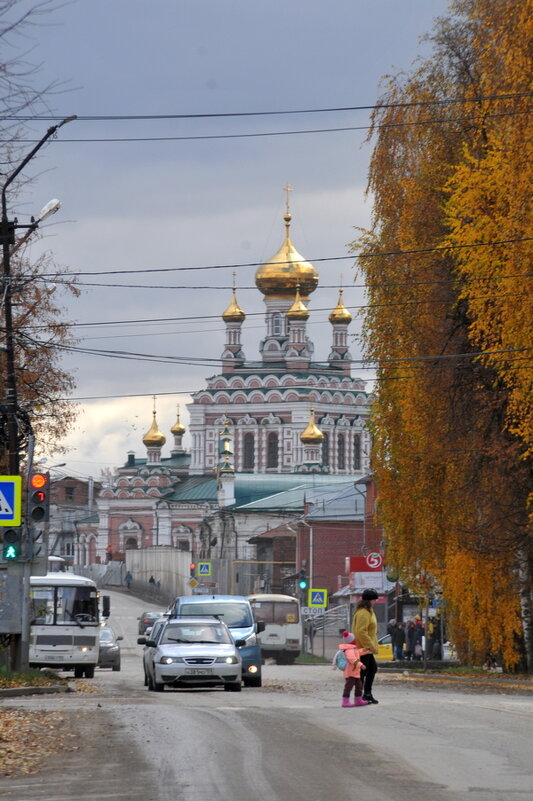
[342,630,355,643]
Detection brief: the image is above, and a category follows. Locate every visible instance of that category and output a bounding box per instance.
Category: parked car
[376,633,393,662]
[141,617,244,692]
[138,610,165,635]
[98,627,123,671]
[138,616,168,686]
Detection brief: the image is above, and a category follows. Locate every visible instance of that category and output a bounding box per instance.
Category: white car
[142,617,244,692]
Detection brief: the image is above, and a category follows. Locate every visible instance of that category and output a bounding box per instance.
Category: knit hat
[342,630,355,643]
[362,588,379,600]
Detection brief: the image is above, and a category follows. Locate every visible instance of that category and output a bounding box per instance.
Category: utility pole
[1,116,76,673]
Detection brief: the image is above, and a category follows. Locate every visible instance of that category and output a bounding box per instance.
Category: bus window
[30,588,54,624]
[57,586,98,624]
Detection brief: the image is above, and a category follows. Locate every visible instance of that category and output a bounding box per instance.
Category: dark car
[138,610,164,635]
[98,627,123,671]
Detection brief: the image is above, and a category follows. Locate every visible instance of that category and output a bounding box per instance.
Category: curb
[0,684,71,698]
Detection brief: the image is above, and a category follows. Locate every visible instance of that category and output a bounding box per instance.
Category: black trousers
[360,653,377,696]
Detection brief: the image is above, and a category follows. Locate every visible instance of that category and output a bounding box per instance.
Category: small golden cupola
[300,408,324,443]
[143,410,166,448]
[286,284,310,321]
[222,285,246,323]
[170,405,186,436]
[329,288,352,324]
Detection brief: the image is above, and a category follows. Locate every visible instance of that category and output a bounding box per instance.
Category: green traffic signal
[298,579,307,589]
[2,527,22,560]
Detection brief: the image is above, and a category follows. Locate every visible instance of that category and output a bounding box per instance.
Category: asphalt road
[1,590,532,801]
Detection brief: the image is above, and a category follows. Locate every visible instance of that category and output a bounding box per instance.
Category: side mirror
[235,639,246,648]
[116,636,124,641]
[145,639,156,648]
[137,637,147,645]
[102,595,110,618]
[256,621,266,634]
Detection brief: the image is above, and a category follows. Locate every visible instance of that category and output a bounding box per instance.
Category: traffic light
[2,527,22,560]
[28,472,50,523]
[189,563,196,578]
[298,567,307,590]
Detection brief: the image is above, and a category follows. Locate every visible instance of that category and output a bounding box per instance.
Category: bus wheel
[84,666,95,679]
[74,666,84,679]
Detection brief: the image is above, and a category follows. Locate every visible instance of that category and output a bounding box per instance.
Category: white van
[248,593,302,664]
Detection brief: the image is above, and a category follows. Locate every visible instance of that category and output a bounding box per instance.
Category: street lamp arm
[1,116,76,220]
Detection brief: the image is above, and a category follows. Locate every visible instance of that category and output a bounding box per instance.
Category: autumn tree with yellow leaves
[354,0,532,670]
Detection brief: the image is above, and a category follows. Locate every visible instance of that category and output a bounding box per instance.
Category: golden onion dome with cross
[222,287,246,323]
[143,411,166,447]
[286,285,310,321]
[300,408,324,444]
[255,187,318,297]
[329,288,352,324]
[170,406,186,436]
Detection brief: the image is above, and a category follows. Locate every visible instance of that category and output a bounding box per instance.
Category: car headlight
[159,656,184,664]
[243,634,257,646]
[215,656,239,664]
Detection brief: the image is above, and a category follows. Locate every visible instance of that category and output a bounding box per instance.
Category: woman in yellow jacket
[351,588,379,703]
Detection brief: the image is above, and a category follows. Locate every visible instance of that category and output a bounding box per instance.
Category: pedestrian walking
[393,622,405,660]
[351,588,380,704]
[337,631,368,708]
[124,571,133,590]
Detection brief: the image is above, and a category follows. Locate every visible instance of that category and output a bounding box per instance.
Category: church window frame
[243,432,255,471]
[266,432,279,469]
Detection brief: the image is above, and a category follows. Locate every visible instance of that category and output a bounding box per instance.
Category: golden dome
[143,411,166,447]
[222,288,246,323]
[255,213,319,297]
[329,288,352,324]
[170,406,186,436]
[300,408,324,444]
[286,285,309,321]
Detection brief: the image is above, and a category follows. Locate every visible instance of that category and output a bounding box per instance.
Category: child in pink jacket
[339,630,368,707]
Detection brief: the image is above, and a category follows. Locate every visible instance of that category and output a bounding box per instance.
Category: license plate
[45,654,65,661]
[184,668,213,675]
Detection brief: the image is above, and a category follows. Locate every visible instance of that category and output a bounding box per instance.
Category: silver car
[142,617,244,692]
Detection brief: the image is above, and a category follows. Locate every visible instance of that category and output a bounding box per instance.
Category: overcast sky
[12,0,448,479]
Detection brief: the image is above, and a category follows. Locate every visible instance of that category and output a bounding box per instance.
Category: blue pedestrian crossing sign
[308,588,328,608]
[197,561,212,577]
[0,476,22,527]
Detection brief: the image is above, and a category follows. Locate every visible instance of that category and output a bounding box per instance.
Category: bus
[248,593,302,664]
[29,572,110,678]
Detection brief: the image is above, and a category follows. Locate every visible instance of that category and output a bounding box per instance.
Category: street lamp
[1,116,76,473]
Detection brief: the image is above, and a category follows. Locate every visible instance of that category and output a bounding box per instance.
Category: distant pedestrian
[148,575,156,586]
[393,622,405,660]
[124,571,133,590]
[352,588,380,704]
[337,631,368,708]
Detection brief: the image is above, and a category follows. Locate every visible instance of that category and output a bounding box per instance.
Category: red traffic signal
[189,563,196,577]
[28,472,50,523]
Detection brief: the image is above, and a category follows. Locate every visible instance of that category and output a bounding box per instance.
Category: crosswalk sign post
[0,476,22,527]
[307,588,328,608]
[197,561,212,577]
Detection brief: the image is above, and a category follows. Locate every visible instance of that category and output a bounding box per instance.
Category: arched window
[353,434,361,471]
[337,433,345,470]
[243,432,255,471]
[267,432,279,468]
[124,537,138,550]
[322,432,329,466]
[272,314,282,335]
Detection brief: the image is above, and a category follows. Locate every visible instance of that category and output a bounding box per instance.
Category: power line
[12,108,531,144]
[6,91,532,121]
[39,237,533,279]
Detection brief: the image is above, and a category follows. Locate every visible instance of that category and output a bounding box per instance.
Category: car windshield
[179,602,253,628]
[160,622,232,645]
[100,629,115,643]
